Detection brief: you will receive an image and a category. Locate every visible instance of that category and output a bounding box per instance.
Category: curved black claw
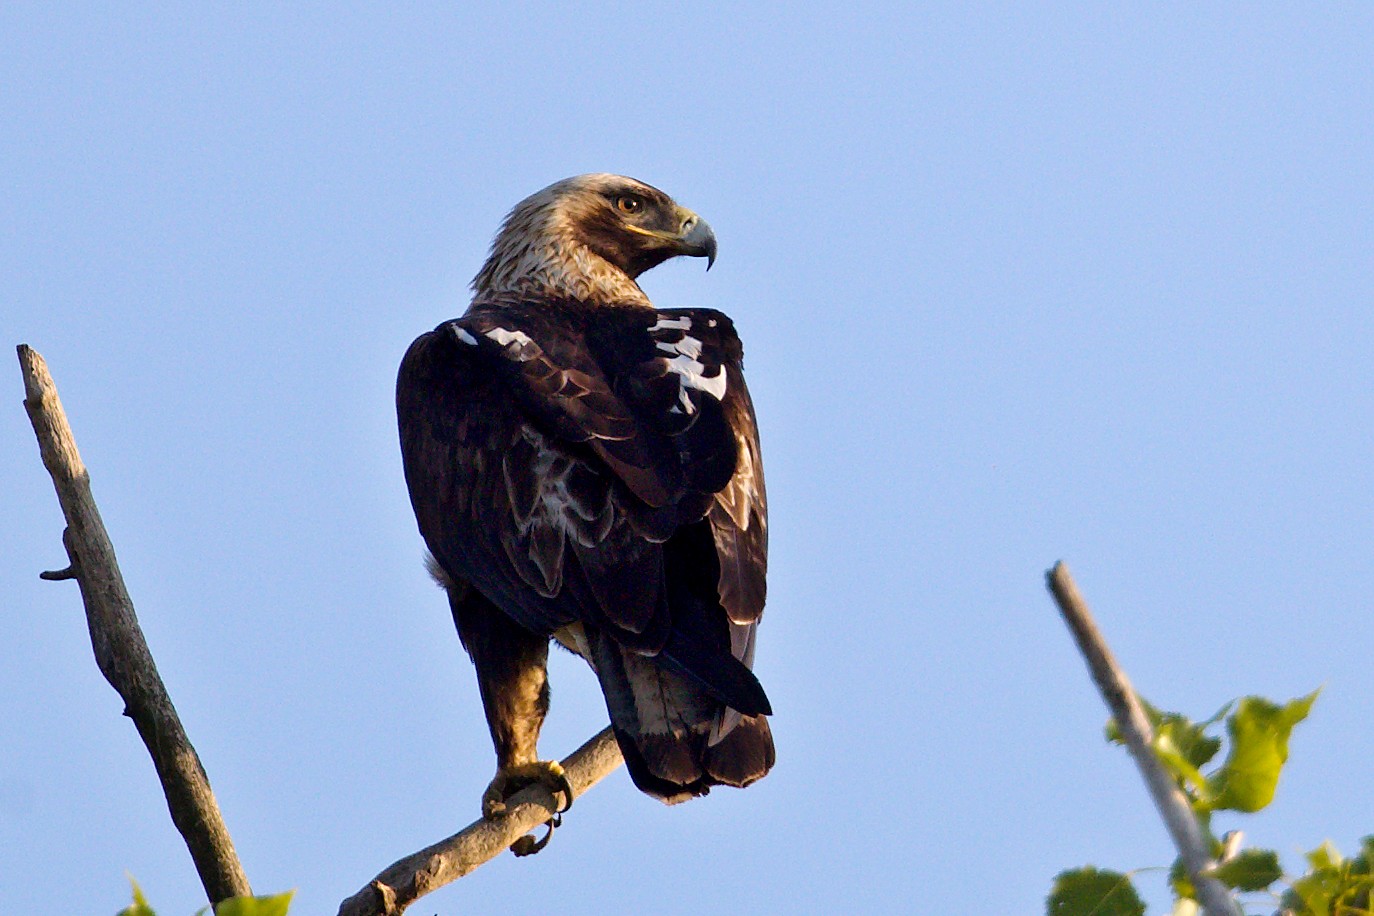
[552,769,575,814]
[510,812,561,857]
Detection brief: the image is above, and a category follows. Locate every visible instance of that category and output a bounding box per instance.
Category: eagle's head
[473,173,717,303]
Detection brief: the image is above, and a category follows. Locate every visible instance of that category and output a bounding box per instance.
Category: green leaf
[1283,867,1343,915]
[1326,839,1374,915]
[1205,690,1317,812]
[1168,899,1199,916]
[1308,839,1345,871]
[1334,879,1374,915]
[1105,699,1223,793]
[214,891,294,916]
[1106,698,1162,744]
[1333,879,1374,915]
[1159,714,1224,771]
[1047,867,1146,916]
[1153,730,1211,799]
[1354,836,1374,874]
[1168,856,1195,902]
[1281,841,1362,915]
[1206,848,1281,891]
[117,877,156,916]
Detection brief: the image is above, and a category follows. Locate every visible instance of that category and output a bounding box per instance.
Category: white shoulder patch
[453,326,479,346]
[650,316,691,332]
[651,316,727,412]
[484,326,534,348]
[483,326,541,361]
[657,335,703,359]
[664,352,728,409]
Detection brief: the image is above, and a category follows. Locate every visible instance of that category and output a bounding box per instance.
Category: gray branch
[1046,561,1241,916]
[18,345,251,905]
[338,727,624,916]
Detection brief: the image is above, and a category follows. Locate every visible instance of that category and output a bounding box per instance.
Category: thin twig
[1046,561,1241,916]
[18,345,251,904]
[338,727,624,916]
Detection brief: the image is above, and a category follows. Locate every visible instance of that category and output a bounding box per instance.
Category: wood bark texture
[1047,561,1241,916]
[18,345,252,905]
[338,726,624,916]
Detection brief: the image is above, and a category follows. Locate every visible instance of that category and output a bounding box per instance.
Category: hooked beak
[674,208,717,270]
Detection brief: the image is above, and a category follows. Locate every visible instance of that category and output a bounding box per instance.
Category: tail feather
[704,714,774,787]
[657,624,771,717]
[587,625,774,803]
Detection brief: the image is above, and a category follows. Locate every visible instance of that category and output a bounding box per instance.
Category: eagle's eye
[615,195,644,215]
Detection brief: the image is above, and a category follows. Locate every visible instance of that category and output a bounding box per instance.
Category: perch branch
[18,345,251,904]
[1046,561,1240,916]
[338,726,624,916]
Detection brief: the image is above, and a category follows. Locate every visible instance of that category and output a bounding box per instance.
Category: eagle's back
[397,296,773,799]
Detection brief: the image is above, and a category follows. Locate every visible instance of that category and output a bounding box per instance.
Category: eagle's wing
[625,309,768,637]
[637,309,769,742]
[398,318,586,638]
[397,301,768,717]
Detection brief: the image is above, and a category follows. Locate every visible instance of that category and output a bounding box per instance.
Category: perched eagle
[397,174,773,833]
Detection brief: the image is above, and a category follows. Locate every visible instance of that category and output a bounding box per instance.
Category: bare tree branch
[18,344,251,905]
[1046,561,1241,916]
[338,727,624,916]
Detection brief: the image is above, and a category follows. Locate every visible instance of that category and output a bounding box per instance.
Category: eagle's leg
[445,577,574,824]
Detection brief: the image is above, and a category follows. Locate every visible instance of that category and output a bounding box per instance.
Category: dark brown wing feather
[710,359,768,627]
[397,297,772,798]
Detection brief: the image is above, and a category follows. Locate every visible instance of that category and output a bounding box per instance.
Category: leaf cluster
[117,879,294,916]
[1279,838,1374,916]
[1106,691,1317,817]
[1047,690,1367,916]
[1047,867,1146,916]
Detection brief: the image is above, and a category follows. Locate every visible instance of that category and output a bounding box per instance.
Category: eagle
[396,174,774,840]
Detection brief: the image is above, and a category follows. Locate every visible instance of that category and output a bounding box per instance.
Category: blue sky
[4,5,1373,914]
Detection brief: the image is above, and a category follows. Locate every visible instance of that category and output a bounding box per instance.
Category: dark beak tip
[678,214,717,270]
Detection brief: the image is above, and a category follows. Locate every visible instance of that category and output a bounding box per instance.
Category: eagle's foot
[510,811,562,857]
[481,760,575,820]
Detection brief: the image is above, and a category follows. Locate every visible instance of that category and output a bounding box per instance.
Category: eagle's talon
[552,769,574,814]
[481,760,573,820]
[481,785,508,820]
[510,817,556,857]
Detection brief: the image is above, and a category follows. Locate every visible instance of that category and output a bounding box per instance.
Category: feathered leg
[440,571,573,837]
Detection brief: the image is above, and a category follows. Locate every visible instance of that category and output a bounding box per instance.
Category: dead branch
[338,727,624,916]
[1046,561,1241,916]
[18,345,251,904]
